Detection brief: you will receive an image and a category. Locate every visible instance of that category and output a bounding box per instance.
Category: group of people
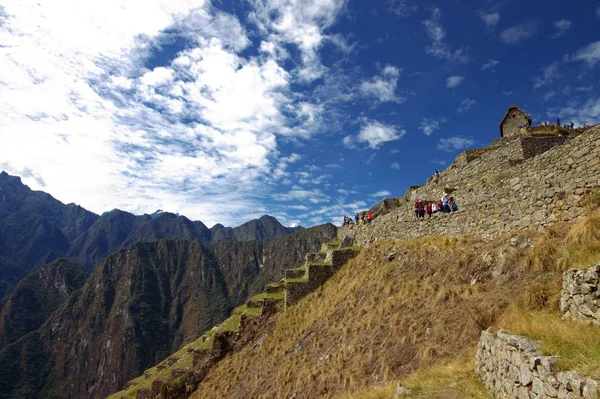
[414,192,458,219]
[342,212,373,225]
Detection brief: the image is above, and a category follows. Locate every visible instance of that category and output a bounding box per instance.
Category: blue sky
[1,0,599,227]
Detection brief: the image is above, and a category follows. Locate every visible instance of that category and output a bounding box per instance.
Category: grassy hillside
[192,210,600,399]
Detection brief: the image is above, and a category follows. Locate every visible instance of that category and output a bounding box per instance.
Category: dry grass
[178,211,600,399]
[498,309,600,379]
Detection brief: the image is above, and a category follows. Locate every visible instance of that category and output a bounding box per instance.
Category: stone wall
[560,263,600,326]
[521,136,568,160]
[340,126,600,246]
[476,329,599,399]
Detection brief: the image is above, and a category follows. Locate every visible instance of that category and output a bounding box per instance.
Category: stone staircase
[109,237,360,399]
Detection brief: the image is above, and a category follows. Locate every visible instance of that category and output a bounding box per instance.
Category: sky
[1,0,599,228]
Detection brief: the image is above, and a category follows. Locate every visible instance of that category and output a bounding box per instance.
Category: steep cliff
[0,258,87,349]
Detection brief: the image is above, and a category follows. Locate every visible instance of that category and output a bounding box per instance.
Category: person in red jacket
[425,203,432,218]
[367,212,373,224]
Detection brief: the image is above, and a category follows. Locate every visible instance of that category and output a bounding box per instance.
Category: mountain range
[0,171,301,298]
[0,171,337,398]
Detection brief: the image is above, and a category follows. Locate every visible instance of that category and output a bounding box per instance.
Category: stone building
[499,105,531,138]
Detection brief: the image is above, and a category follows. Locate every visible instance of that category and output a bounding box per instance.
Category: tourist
[570,122,574,129]
[414,200,421,218]
[425,202,432,218]
[441,193,449,213]
[449,197,458,212]
[367,211,373,224]
[431,202,439,213]
[354,213,359,225]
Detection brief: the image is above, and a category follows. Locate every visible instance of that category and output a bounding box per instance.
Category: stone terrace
[341,125,600,245]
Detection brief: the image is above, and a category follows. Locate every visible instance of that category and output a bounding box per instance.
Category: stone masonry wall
[560,263,600,326]
[521,136,568,160]
[476,329,599,399]
[340,126,600,246]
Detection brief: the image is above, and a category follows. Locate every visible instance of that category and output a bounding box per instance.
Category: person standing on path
[367,212,373,224]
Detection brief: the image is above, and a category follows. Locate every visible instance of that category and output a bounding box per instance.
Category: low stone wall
[560,263,600,326]
[476,329,599,399]
[331,248,360,270]
[340,126,600,246]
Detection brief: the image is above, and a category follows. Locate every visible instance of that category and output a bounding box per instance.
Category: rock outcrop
[560,263,600,326]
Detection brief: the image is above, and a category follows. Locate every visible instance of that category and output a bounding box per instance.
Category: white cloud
[479,12,500,28]
[572,41,600,66]
[457,98,477,114]
[248,0,346,82]
[419,117,447,136]
[371,190,391,197]
[481,59,499,71]
[421,7,469,63]
[390,162,401,169]
[359,65,403,103]
[356,121,405,149]
[387,0,417,17]
[500,21,539,44]
[552,19,571,38]
[437,136,475,152]
[446,75,464,88]
[0,0,341,228]
[533,62,560,89]
[554,97,600,127]
[502,90,514,96]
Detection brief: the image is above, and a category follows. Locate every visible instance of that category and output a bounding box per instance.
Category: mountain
[0,171,305,297]
[0,172,98,297]
[0,239,231,399]
[0,258,87,349]
[0,223,337,398]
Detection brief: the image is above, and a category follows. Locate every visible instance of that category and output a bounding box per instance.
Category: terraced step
[265,282,285,294]
[285,267,306,279]
[305,251,327,264]
[246,292,265,308]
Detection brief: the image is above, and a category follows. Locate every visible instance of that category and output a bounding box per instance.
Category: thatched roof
[499,105,531,137]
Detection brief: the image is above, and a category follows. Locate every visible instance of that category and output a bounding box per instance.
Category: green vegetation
[284,277,308,283]
[265,291,285,300]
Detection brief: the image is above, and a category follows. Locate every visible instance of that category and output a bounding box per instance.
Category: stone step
[284,279,315,309]
[305,252,326,264]
[285,268,306,279]
[306,263,336,285]
[247,299,263,308]
[265,282,285,294]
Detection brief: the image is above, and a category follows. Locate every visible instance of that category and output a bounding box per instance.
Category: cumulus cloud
[457,98,477,114]
[356,121,405,149]
[359,65,403,103]
[479,12,500,28]
[446,75,464,88]
[421,7,469,63]
[419,117,447,136]
[248,0,346,82]
[0,0,346,227]
[551,19,571,38]
[572,41,600,66]
[390,162,401,169]
[437,136,475,152]
[500,21,539,44]
[553,97,600,127]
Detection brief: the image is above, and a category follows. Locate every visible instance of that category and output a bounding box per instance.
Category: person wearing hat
[441,193,449,213]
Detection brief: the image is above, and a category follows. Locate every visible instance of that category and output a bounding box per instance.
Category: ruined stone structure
[560,263,600,326]
[500,105,532,138]
[476,329,599,399]
[340,124,600,246]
